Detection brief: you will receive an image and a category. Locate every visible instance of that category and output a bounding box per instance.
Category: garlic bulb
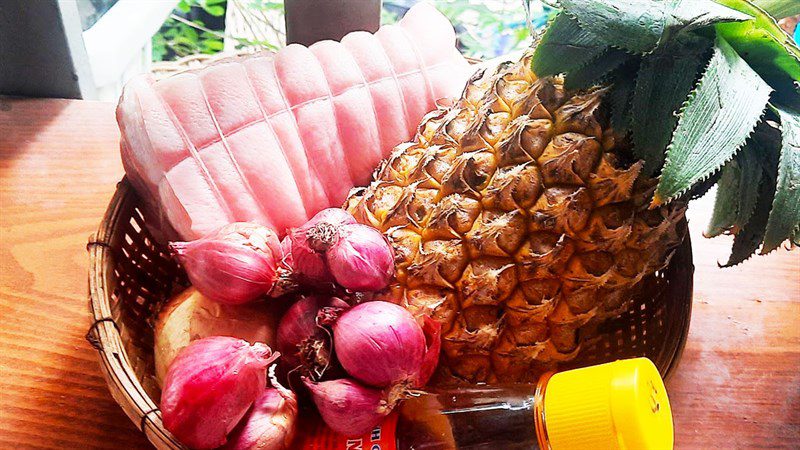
[154,287,285,386]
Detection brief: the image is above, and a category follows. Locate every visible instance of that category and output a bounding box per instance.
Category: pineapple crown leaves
[554,0,751,54]
[654,36,773,205]
[706,143,764,238]
[630,33,715,175]
[532,0,800,264]
[531,13,607,77]
[605,62,639,131]
[750,0,800,19]
[715,0,800,106]
[763,104,800,254]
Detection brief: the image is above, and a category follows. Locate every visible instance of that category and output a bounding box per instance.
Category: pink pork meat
[117,3,470,241]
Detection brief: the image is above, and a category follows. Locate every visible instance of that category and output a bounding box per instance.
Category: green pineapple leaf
[555,0,664,54]
[721,136,779,266]
[714,0,800,107]
[689,169,724,200]
[706,143,764,237]
[722,165,776,266]
[732,146,765,230]
[653,37,773,205]
[531,13,606,78]
[556,0,751,55]
[631,34,714,176]
[752,0,800,19]
[606,62,639,132]
[564,47,633,90]
[761,104,800,253]
[706,162,742,237]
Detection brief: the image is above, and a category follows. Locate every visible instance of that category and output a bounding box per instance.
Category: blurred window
[77,0,120,31]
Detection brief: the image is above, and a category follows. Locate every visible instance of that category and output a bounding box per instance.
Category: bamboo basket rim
[87,179,182,448]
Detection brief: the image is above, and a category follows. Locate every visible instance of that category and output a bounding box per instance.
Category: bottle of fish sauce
[295,357,674,450]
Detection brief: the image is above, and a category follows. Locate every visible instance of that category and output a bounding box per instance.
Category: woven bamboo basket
[87,177,694,449]
[86,45,695,449]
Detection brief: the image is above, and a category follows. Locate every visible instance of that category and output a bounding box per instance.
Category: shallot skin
[160,336,278,449]
[303,377,392,437]
[280,232,333,284]
[332,301,425,388]
[170,222,282,305]
[219,222,283,257]
[326,224,395,292]
[305,208,357,228]
[416,316,442,387]
[222,381,298,450]
[276,295,348,372]
[280,209,357,285]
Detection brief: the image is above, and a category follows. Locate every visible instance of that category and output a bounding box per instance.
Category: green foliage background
[152,0,227,61]
[152,0,552,62]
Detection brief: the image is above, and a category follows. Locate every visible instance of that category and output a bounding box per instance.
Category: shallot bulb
[303,377,401,437]
[325,224,395,291]
[170,222,284,305]
[285,208,394,291]
[276,295,348,377]
[160,336,279,449]
[280,233,332,285]
[281,209,356,285]
[222,370,298,450]
[328,301,440,388]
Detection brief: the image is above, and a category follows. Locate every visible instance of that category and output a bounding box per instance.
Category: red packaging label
[294,414,398,450]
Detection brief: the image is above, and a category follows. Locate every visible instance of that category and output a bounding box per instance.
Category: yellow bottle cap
[542,358,673,450]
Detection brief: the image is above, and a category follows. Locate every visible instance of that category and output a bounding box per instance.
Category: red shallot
[302,377,401,436]
[325,224,395,291]
[281,209,355,285]
[283,209,394,291]
[276,295,348,377]
[280,232,332,285]
[222,368,298,450]
[170,222,283,304]
[328,301,431,388]
[160,336,279,449]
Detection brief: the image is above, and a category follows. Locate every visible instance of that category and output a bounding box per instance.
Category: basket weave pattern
[87,177,693,449]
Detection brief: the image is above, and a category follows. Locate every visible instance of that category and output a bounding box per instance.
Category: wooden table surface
[0,97,798,449]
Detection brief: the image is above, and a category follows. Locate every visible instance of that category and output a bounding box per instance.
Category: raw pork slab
[117,3,470,241]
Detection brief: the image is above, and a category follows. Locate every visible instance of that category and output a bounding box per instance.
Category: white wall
[81,0,178,101]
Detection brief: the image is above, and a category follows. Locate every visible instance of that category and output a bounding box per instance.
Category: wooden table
[1,98,798,449]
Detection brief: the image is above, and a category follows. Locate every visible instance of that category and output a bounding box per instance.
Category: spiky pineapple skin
[345,52,685,384]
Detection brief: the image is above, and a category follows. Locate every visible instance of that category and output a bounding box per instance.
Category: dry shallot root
[282,208,394,291]
[276,294,348,379]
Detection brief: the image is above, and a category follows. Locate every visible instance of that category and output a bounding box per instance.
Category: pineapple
[345,53,685,384]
